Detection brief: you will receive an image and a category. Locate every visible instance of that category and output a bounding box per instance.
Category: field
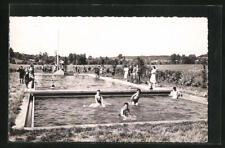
[9,69,208,142]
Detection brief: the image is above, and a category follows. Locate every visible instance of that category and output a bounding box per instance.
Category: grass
[8,72,26,129]
[9,121,208,142]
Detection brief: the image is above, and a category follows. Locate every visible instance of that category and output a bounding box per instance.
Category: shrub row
[157,70,208,88]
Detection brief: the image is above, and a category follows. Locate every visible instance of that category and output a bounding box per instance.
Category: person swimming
[95,90,104,106]
[119,102,136,120]
[120,102,130,118]
[88,90,110,108]
[130,89,141,105]
[169,87,182,99]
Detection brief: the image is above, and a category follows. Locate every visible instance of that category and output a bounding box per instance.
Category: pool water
[35,75,135,91]
[34,96,207,127]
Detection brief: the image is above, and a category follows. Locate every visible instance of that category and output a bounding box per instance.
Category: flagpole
[57,28,59,70]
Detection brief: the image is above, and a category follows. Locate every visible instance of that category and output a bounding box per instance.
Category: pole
[57,29,60,70]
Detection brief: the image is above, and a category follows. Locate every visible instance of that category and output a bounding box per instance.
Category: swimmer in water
[119,102,130,119]
[95,89,104,107]
[130,89,141,106]
[88,90,110,107]
[119,102,136,120]
[169,87,182,99]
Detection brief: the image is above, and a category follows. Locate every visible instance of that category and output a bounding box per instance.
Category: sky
[9,17,208,57]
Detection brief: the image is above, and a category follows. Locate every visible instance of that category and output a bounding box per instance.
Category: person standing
[136,65,141,84]
[17,66,25,84]
[111,66,116,78]
[129,65,133,82]
[132,65,137,83]
[24,68,29,88]
[27,66,35,89]
[123,65,129,81]
[149,66,157,89]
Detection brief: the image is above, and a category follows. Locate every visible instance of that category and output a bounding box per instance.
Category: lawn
[10,120,207,142]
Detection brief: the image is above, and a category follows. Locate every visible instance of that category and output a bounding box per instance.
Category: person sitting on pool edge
[169,87,182,99]
[130,89,141,106]
[119,102,130,118]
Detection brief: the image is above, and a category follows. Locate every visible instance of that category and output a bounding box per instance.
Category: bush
[157,70,207,88]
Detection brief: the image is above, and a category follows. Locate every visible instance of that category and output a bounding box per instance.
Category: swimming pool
[34,96,207,127]
[35,74,136,91]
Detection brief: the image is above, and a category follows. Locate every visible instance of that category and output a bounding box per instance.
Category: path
[79,73,208,105]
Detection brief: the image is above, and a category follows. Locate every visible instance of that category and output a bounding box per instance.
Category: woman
[89,90,105,107]
[149,66,157,89]
[27,66,35,89]
[123,65,129,81]
[132,65,137,83]
[130,89,141,105]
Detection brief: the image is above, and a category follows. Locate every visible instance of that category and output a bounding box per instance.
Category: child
[169,87,182,99]
[94,67,100,78]
[120,102,130,118]
[130,89,141,105]
[17,66,25,84]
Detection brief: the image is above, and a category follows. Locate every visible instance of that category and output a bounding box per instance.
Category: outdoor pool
[35,74,135,91]
[34,96,207,127]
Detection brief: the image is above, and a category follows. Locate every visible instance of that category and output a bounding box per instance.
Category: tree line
[170,53,208,64]
[10,48,207,65]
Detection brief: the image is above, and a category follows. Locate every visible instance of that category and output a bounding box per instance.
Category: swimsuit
[123,108,130,117]
[96,96,102,104]
[132,94,139,104]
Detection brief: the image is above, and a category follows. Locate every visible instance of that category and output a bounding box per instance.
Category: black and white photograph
[8,15,209,142]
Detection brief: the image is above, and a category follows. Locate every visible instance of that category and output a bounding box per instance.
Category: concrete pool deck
[79,74,208,105]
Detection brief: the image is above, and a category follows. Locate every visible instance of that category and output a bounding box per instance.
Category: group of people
[17,65,35,89]
[87,89,141,120]
[73,65,92,74]
[124,65,157,90]
[88,87,181,120]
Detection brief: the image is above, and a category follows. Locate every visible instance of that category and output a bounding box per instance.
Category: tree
[170,54,177,64]
[188,54,197,64]
[99,57,105,65]
[10,48,14,58]
[133,57,147,82]
[118,54,123,59]
[68,53,74,64]
[170,54,181,64]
